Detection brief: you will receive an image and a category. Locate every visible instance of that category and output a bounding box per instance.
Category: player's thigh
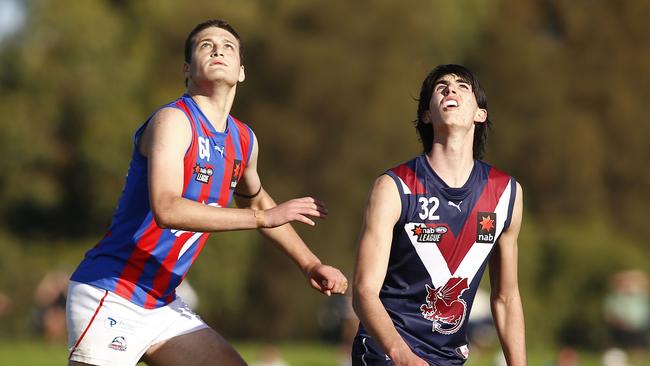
[143,327,247,366]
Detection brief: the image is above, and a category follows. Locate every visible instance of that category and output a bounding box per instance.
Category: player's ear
[183,62,190,80]
[238,65,245,82]
[422,110,432,124]
[474,108,487,124]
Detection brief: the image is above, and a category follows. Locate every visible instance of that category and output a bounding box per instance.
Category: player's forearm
[153,196,260,232]
[353,289,411,359]
[492,292,527,365]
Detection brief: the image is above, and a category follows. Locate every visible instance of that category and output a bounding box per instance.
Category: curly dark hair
[414,64,491,160]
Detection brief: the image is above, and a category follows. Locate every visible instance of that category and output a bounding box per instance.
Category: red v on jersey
[395,163,513,289]
[433,168,510,274]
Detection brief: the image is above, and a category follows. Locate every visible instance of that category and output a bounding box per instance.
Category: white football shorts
[66,281,209,365]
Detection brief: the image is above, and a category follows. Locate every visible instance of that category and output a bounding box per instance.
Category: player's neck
[426,132,475,188]
[187,83,236,132]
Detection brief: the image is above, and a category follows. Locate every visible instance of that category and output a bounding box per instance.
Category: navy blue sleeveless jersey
[352,155,517,365]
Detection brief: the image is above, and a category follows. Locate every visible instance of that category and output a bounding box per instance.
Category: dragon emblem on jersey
[420,277,469,335]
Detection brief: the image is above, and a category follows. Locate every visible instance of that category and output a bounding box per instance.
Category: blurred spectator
[32,270,68,343]
[337,290,359,366]
[252,345,289,366]
[0,291,11,317]
[468,288,497,351]
[553,347,580,366]
[601,348,631,366]
[603,269,649,351]
[317,280,359,366]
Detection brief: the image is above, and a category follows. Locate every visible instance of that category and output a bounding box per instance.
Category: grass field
[0,339,648,365]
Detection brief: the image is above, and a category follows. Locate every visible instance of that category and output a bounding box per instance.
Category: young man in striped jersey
[352,65,526,365]
[66,19,348,366]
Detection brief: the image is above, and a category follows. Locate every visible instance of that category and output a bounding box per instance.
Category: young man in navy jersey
[352,64,526,365]
[66,19,348,366]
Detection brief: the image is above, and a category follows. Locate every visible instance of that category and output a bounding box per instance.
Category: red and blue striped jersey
[353,155,517,364]
[71,94,254,309]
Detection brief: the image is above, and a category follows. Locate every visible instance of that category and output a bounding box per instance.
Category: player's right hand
[262,197,328,227]
[390,350,430,366]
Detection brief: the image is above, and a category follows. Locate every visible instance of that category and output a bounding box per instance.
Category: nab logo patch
[193,164,213,184]
[410,224,447,244]
[476,212,497,243]
[108,336,127,352]
[230,160,242,189]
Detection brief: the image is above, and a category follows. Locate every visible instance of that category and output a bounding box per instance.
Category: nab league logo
[193,164,214,184]
[410,224,448,244]
[420,277,469,335]
[476,212,497,243]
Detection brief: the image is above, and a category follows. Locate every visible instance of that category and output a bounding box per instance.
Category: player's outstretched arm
[140,108,326,233]
[489,182,527,366]
[353,175,428,366]
[234,133,347,296]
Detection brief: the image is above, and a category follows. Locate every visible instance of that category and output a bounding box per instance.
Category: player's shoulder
[477,160,515,180]
[387,155,420,173]
[477,160,523,193]
[229,115,254,132]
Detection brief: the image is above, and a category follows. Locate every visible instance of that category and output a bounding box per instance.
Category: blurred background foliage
[0,0,649,353]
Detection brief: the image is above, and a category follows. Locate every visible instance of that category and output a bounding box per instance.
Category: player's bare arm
[489,182,527,366]
[139,107,325,233]
[353,175,429,366]
[233,133,347,296]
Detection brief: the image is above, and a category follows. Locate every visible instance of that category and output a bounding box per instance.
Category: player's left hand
[306,263,348,296]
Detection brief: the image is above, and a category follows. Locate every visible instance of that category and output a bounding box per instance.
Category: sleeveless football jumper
[71,94,254,309]
[353,155,517,365]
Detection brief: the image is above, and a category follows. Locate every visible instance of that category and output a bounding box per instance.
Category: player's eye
[459,83,470,90]
[200,42,213,49]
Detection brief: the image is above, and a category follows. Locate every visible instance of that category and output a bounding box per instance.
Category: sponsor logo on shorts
[105,317,117,328]
[108,336,127,352]
[456,344,469,359]
[104,316,138,334]
[476,212,496,243]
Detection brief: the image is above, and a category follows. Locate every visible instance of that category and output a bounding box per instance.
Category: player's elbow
[352,282,378,314]
[151,198,177,229]
[490,288,522,308]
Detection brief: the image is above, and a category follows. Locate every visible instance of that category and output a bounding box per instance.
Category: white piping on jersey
[175,202,221,259]
[361,337,369,366]
[396,176,412,195]
[178,232,203,259]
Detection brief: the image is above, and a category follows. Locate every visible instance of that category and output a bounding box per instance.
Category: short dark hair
[414,64,491,160]
[184,19,244,64]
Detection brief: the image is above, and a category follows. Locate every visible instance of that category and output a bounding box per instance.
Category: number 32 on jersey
[418,197,440,221]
